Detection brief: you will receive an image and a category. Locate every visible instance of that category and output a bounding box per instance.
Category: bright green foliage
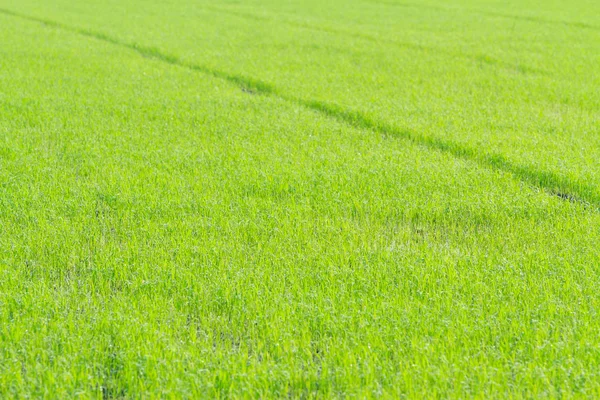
[0,0,599,398]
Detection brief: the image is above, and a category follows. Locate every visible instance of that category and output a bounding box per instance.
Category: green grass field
[1,0,599,397]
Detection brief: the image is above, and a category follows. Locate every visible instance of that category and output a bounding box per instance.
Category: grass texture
[0,0,599,397]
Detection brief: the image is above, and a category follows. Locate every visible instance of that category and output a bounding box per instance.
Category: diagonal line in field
[0,7,598,211]
[478,11,600,32]
[200,5,547,77]
[369,0,600,32]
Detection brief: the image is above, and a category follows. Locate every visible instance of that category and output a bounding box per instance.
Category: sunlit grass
[1,0,599,397]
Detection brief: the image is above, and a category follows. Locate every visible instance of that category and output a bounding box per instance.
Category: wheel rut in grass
[369,0,600,32]
[0,7,597,211]
[479,11,600,32]
[200,4,547,76]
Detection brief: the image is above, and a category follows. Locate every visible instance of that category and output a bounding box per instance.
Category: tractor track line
[200,5,546,77]
[370,0,600,32]
[0,7,597,211]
